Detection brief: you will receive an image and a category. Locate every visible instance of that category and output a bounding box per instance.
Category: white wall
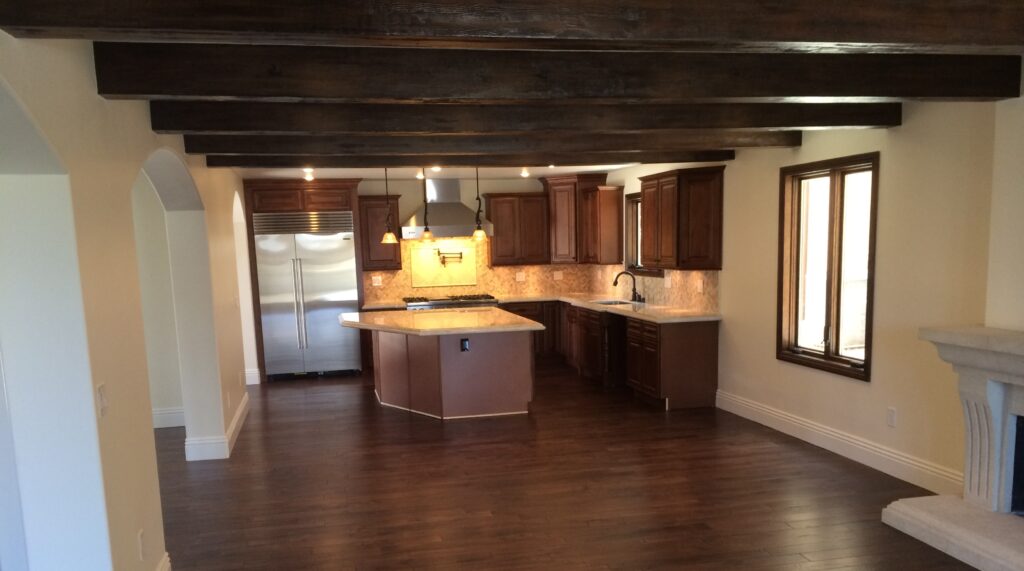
[716,103,997,493]
[985,67,1024,330]
[0,174,113,570]
[131,173,185,425]
[232,192,260,384]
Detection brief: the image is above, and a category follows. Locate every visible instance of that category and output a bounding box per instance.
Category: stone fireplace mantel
[883,325,1024,571]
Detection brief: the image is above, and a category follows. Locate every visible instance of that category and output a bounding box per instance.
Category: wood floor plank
[155,364,969,570]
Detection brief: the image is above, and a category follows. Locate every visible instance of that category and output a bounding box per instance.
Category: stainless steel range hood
[401,179,493,239]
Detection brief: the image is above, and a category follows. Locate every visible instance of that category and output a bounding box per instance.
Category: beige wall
[986,70,1024,330]
[717,103,996,493]
[131,173,184,415]
[0,35,247,569]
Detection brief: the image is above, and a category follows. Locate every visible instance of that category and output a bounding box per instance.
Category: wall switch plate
[696,277,705,293]
[553,271,564,281]
[515,271,526,282]
[371,275,383,287]
[664,273,672,289]
[887,407,897,427]
[96,384,109,417]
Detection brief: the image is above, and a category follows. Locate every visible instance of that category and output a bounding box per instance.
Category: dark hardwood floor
[156,364,968,570]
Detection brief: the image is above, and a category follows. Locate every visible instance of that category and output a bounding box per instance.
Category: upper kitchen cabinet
[541,174,622,265]
[484,193,550,266]
[638,166,725,270]
[245,179,360,213]
[357,195,401,271]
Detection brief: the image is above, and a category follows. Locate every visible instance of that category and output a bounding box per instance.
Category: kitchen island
[340,307,544,419]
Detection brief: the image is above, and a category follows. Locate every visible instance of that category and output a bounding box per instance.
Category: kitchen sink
[593,300,633,306]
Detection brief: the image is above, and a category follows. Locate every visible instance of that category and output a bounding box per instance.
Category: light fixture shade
[472,227,487,242]
[421,228,434,242]
[380,231,398,245]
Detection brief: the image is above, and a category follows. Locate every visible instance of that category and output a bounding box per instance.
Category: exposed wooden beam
[3,1,1023,53]
[94,44,1022,103]
[151,102,903,135]
[184,131,801,156]
[205,151,737,169]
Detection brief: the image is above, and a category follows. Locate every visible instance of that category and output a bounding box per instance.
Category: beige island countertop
[340,307,546,336]
[361,293,721,325]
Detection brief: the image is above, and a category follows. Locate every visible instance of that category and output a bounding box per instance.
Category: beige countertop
[361,292,721,324]
[340,307,546,336]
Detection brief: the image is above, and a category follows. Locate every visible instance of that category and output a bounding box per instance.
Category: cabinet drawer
[251,189,303,212]
[305,190,351,211]
[499,302,542,319]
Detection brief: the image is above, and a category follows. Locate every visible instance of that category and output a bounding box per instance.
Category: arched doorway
[132,149,230,460]
[0,80,112,570]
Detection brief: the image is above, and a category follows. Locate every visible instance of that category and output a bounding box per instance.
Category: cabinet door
[677,168,724,270]
[640,339,660,396]
[251,189,303,212]
[656,177,679,267]
[358,197,401,270]
[625,323,644,390]
[580,190,600,263]
[488,197,520,266]
[305,190,351,212]
[518,195,550,264]
[594,187,624,264]
[540,302,559,355]
[640,180,659,267]
[548,182,578,263]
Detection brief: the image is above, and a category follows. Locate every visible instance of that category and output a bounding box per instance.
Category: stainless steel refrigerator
[253,212,361,376]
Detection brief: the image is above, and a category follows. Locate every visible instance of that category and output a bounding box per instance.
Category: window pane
[796,176,831,351]
[838,171,872,360]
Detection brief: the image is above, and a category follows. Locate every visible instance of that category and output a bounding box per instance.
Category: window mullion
[823,169,843,360]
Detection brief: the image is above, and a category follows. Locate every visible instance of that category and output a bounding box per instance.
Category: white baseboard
[155,552,172,571]
[184,435,228,461]
[152,407,185,429]
[226,391,250,453]
[244,368,261,385]
[716,390,963,495]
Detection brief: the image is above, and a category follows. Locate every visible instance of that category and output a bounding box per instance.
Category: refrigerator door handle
[291,258,303,349]
[296,258,309,350]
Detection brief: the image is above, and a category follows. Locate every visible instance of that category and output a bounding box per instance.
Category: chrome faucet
[613,271,645,303]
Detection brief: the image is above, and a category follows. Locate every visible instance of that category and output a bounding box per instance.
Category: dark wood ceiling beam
[151,102,903,135]
[183,131,801,156]
[205,151,737,169]
[94,44,1022,103]
[3,1,1023,53]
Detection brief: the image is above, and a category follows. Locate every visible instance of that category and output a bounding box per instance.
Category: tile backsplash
[362,238,718,313]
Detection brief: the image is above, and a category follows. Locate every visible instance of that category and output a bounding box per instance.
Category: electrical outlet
[137,528,145,561]
[371,275,383,287]
[515,271,526,282]
[553,271,564,281]
[96,384,109,417]
[887,407,897,428]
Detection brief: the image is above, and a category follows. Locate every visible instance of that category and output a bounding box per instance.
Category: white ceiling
[235,164,640,180]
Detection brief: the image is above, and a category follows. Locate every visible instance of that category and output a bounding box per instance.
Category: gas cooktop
[402,294,498,310]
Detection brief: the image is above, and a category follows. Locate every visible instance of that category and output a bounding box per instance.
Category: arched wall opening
[133,148,230,461]
[0,79,112,570]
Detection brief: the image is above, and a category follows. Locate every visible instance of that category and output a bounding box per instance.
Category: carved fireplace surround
[883,326,1024,571]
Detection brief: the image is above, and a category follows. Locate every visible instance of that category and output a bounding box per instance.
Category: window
[624,193,663,277]
[777,153,879,381]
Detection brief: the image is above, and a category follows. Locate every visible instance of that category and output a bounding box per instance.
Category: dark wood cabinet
[638,166,724,270]
[542,174,621,265]
[357,195,401,270]
[485,193,550,266]
[245,178,360,213]
[573,307,625,385]
[625,318,719,409]
[499,301,559,358]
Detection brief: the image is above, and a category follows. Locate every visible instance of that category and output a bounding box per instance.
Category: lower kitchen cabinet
[574,307,625,386]
[499,301,559,359]
[625,318,719,409]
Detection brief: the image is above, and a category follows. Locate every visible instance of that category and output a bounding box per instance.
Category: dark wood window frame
[624,192,664,278]
[777,152,880,382]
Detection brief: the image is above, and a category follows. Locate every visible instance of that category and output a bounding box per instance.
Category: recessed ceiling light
[415,168,425,180]
[302,167,315,181]
[548,164,555,169]
[520,167,530,178]
[431,165,442,172]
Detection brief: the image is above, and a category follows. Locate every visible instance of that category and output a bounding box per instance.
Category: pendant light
[472,167,487,242]
[380,167,398,245]
[420,170,434,242]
